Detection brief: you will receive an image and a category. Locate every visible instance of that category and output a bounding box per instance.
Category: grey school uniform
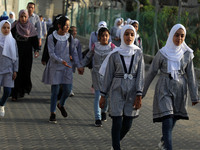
[42,34,81,85]
[72,38,82,73]
[110,26,121,47]
[143,51,199,122]
[100,50,145,117]
[82,42,113,90]
[0,46,18,87]
[134,34,143,51]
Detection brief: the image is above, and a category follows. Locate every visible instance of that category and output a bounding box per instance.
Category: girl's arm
[76,40,83,62]
[135,52,145,96]
[143,51,161,97]
[100,53,115,96]
[13,42,19,73]
[71,37,82,68]
[185,54,199,104]
[47,35,63,63]
[81,44,95,67]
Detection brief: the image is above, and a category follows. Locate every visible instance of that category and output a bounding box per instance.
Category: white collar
[53,31,70,41]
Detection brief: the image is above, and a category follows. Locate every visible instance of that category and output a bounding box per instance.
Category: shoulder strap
[52,34,57,46]
[68,34,72,56]
[111,43,116,50]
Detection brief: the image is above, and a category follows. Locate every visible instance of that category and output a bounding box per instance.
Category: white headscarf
[130,20,140,38]
[0,20,17,61]
[160,24,194,81]
[114,18,121,28]
[9,11,15,20]
[99,25,140,76]
[97,21,107,34]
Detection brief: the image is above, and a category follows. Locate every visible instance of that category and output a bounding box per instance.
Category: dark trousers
[0,87,11,106]
[112,116,134,150]
[162,117,177,150]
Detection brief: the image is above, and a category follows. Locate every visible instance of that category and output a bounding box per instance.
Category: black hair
[27,2,35,7]
[57,15,69,31]
[69,26,76,34]
[98,27,110,40]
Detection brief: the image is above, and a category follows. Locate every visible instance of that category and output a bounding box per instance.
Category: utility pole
[177,0,182,23]
[4,0,7,11]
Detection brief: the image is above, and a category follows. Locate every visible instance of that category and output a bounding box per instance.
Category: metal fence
[69,3,200,68]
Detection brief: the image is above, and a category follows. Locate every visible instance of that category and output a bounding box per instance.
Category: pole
[135,0,140,21]
[177,0,182,23]
[66,0,69,16]
[4,0,7,11]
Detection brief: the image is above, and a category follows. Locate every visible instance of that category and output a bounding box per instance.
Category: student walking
[42,16,84,123]
[130,20,143,50]
[82,27,115,127]
[99,25,145,149]
[142,24,199,150]
[0,20,18,117]
[110,18,122,47]
[69,26,82,97]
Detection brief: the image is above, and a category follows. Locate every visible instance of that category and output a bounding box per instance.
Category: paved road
[0,42,200,150]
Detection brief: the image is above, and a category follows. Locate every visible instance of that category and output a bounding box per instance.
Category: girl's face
[117,21,121,26]
[58,20,70,35]
[99,31,109,45]
[132,23,139,32]
[1,22,10,36]
[173,28,185,46]
[123,29,135,45]
[9,14,13,19]
[72,27,77,37]
[19,13,28,24]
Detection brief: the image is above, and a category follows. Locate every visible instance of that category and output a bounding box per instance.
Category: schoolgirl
[0,20,18,117]
[99,25,145,150]
[110,18,122,47]
[143,24,199,150]
[42,16,84,123]
[130,20,143,50]
[69,26,82,96]
[82,27,115,127]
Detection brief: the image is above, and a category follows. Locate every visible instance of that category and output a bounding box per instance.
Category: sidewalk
[0,49,200,150]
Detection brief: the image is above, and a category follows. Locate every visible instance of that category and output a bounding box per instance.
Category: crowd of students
[0,2,199,150]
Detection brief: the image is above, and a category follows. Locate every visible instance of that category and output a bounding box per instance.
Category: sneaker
[95,120,102,127]
[101,112,107,121]
[0,106,5,117]
[69,91,74,97]
[57,104,68,118]
[158,140,166,150]
[49,113,57,123]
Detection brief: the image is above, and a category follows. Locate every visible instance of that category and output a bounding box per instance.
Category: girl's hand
[192,101,199,106]
[62,60,72,68]
[77,67,84,75]
[12,72,17,80]
[99,96,106,109]
[34,51,39,58]
[133,95,142,109]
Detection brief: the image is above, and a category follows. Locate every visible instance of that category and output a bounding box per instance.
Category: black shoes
[95,120,102,127]
[49,113,57,123]
[57,104,68,118]
[101,112,107,121]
